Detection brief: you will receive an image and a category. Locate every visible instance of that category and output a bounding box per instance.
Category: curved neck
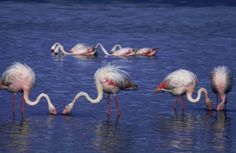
[111,44,122,51]
[95,43,110,55]
[57,45,72,55]
[23,90,55,111]
[186,88,209,103]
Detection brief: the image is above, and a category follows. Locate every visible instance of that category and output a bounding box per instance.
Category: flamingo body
[51,42,97,56]
[155,69,212,111]
[135,48,158,56]
[0,62,57,114]
[111,47,136,56]
[95,43,136,57]
[62,64,138,115]
[211,66,233,111]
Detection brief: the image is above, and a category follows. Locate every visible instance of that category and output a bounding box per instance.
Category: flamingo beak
[51,49,54,52]
[62,108,70,115]
[154,88,163,93]
[50,108,57,115]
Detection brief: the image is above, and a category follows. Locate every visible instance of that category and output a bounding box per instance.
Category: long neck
[58,45,72,55]
[95,43,110,55]
[71,81,103,105]
[23,90,55,111]
[186,88,209,103]
[111,44,122,51]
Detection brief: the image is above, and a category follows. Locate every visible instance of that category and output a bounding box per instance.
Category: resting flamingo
[51,42,97,56]
[154,69,212,111]
[0,62,57,114]
[211,66,233,111]
[135,48,158,56]
[62,64,138,116]
[95,43,136,56]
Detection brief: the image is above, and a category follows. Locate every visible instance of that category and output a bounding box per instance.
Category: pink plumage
[63,64,138,116]
[155,69,212,111]
[211,65,233,111]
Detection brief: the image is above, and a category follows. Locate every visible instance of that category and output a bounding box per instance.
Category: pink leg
[21,95,24,113]
[107,94,111,116]
[13,93,16,113]
[173,96,179,110]
[216,93,219,105]
[181,96,184,112]
[114,95,121,116]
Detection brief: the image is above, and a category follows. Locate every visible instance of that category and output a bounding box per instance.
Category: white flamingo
[0,62,57,114]
[155,69,212,111]
[62,64,138,116]
[95,43,136,56]
[51,42,97,56]
[211,66,233,111]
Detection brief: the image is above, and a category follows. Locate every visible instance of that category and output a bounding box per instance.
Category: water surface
[0,1,236,153]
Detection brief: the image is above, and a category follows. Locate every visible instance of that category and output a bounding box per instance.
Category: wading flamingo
[62,64,138,116]
[51,42,97,56]
[0,62,57,114]
[211,66,233,111]
[95,43,136,56]
[154,69,212,111]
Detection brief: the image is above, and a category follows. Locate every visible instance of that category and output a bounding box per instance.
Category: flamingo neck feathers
[23,90,55,111]
[95,43,110,56]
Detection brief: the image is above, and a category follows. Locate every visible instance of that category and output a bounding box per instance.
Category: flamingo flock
[0,42,233,116]
[51,42,158,57]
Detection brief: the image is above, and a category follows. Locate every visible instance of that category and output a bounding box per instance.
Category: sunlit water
[0,1,236,153]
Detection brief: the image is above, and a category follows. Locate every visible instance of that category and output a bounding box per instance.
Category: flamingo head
[154,81,168,93]
[49,106,57,115]
[62,103,74,115]
[51,42,60,53]
[87,47,97,56]
[205,97,213,111]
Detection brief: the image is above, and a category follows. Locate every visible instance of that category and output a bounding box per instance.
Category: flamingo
[0,62,57,114]
[51,42,97,56]
[135,48,158,56]
[210,66,233,111]
[154,69,212,111]
[62,64,138,116]
[95,43,136,56]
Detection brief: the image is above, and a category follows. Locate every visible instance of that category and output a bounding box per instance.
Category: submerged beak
[62,108,70,115]
[50,108,57,115]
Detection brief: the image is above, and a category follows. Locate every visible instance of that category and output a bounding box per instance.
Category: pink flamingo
[154,69,212,111]
[211,66,233,111]
[135,48,158,56]
[62,64,138,116]
[95,43,136,56]
[51,42,97,56]
[0,62,57,114]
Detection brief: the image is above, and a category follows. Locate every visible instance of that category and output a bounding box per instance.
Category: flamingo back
[112,48,135,56]
[1,62,35,92]
[164,69,197,90]
[71,43,96,55]
[211,66,233,94]
[94,64,136,93]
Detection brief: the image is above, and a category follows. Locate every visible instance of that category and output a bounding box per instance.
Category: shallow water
[0,1,236,153]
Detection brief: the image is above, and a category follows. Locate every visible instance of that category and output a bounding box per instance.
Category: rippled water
[0,1,236,153]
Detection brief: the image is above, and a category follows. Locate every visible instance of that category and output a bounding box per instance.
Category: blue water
[0,1,236,152]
